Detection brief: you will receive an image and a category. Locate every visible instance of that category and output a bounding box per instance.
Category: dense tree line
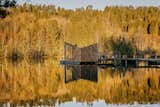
[1,4,160,56]
[15,5,160,35]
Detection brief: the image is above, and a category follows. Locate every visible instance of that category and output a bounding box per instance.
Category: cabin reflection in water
[65,65,98,83]
[63,42,98,83]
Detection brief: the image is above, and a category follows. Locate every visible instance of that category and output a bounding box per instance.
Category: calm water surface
[0,58,160,106]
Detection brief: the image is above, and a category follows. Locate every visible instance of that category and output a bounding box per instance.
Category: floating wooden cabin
[61,42,160,83]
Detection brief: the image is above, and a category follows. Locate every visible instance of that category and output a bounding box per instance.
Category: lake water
[0,58,160,106]
[1,100,160,107]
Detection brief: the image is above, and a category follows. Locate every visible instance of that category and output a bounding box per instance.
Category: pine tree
[10,0,16,7]
[4,0,10,7]
[0,0,2,7]
[2,0,17,7]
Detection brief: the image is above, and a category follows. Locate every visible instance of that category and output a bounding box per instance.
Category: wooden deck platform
[60,57,160,68]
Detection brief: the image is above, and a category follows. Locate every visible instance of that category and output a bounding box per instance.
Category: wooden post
[64,42,66,60]
[136,60,138,68]
[146,60,149,71]
[64,65,67,83]
[125,58,127,68]
[146,60,148,66]
[64,43,67,83]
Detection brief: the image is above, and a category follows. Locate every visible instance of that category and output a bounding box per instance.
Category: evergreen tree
[0,0,17,7]
[0,0,2,7]
[4,0,10,7]
[10,0,16,7]
[109,36,136,57]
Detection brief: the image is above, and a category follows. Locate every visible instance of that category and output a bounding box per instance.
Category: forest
[1,4,160,58]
